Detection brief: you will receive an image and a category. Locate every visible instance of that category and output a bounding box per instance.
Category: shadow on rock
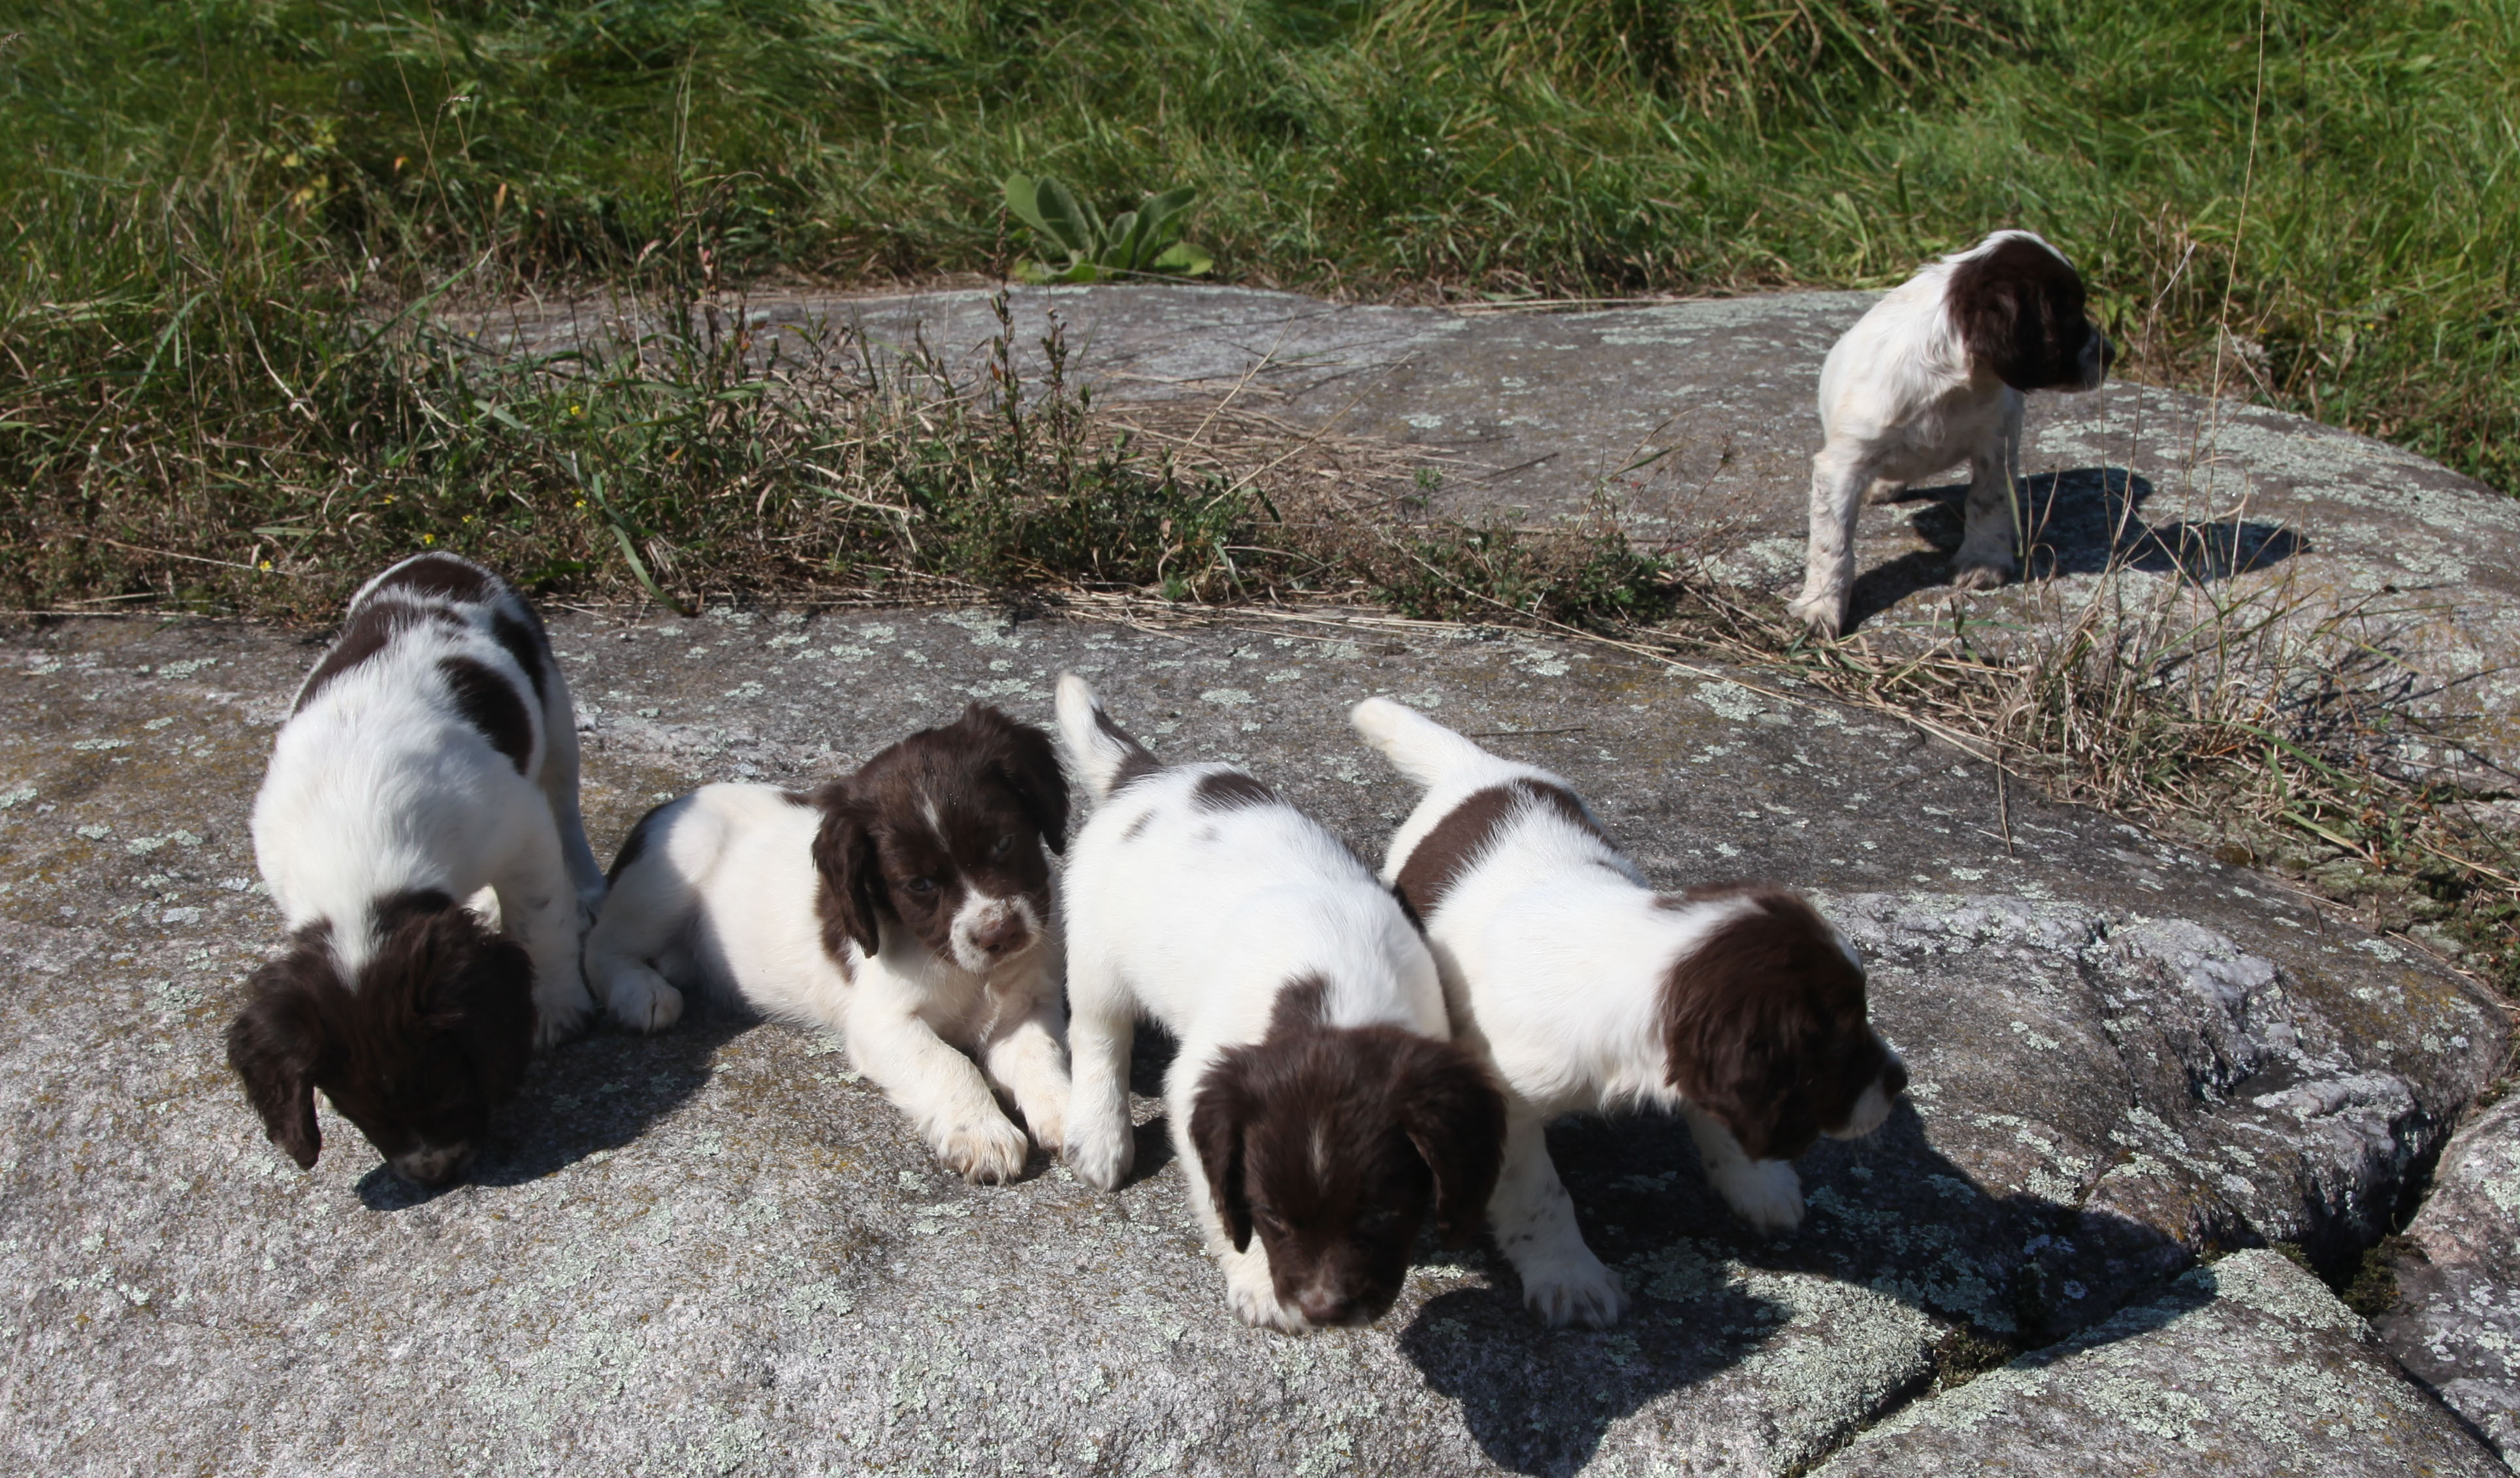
[1398,1100,2197,1477]
[1848,468,2306,631]
[357,1009,747,1211]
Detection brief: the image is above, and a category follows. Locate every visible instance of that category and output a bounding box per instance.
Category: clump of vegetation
[1003,176,1212,284]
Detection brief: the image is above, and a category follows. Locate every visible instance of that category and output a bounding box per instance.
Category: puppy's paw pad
[1521,1253,1629,1329]
[1949,559,2014,591]
[605,972,683,1034]
[937,1117,1030,1185]
[1716,1159,1805,1236]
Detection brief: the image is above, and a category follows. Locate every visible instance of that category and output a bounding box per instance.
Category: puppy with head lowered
[1056,674,1504,1332]
[1789,229,2112,637]
[1353,698,1907,1328]
[228,553,609,1187]
[584,704,1071,1183]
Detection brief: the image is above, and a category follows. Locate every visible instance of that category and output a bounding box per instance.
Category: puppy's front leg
[1059,956,1136,1191]
[1684,1103,1803,1236]
[1787,447,1873,637]
[1951,404,2025,591]
[535,683,610,929]
[846,997,1030,1184]
[980,967,1072,1152]
[1490,1104,1626,1328]
[500,829,595,1049]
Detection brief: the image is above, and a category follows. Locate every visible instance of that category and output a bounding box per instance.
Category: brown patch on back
[488,610,549,703]
[1191,770,1276,813]
[1394,778,1609,919]
[438,657,534,774]
[294,603,451,714]
[1658,889,1885,1161]
[372,552,495,604]
[1948,235,2103,393]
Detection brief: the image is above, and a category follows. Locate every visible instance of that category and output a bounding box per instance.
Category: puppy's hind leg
[1787,447,1872,638]
[1685,1104,1803,1236]
[535,668,609,928]
[1491,1103,1626,1328]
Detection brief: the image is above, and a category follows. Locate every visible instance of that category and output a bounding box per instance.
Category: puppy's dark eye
[992,835,1014,857]
[904,878,937,895]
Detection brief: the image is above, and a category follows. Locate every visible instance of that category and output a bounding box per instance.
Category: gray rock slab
[2380,1092,2520,1463]
[1813,1248,2502,1477]
[1,606,2500,1474]
[472,284,2520,783]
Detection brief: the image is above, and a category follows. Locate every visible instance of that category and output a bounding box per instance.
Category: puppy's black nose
[1883,1057,1910,1099]
[1299,1290,1368,1326]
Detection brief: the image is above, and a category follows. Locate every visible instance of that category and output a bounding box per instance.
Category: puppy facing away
[584,705,1072,1184]
[1788,229,2113,637]
[1352,698,1907,1328]
[1055,674,1505,1332]
[227,553,609,1186]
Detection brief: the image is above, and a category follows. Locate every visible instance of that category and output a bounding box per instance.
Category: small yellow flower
[574,499,587,508]
[421,533,436,545]
[258,560,272,571]
[570,404,583,416]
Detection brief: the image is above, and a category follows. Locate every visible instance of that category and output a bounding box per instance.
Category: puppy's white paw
[1949,556,2016,591]
[1061,1113,1134,1191]
[1021,1098,1068,1155]
[603,968,683,1034]
[935,1113,1031,1185]
[1223,1251,1308,1333]
[531,979,594,1051]
[1517,1246,1629,1329]
[1785,590,1845,639]
[1714,1157,1805,1236]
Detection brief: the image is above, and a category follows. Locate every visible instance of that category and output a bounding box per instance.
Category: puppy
[1788,229,2112,636]
[227,553,608,1186]
[584,705,1071,1184]
[1353,698,1907,1328]
[1056,674,1504,1332]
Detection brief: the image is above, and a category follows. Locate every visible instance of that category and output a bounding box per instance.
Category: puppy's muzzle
[391,1141,477,1187]
[1826,1050,1909,1141]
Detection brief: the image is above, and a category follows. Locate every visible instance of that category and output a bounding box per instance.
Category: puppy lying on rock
[585,704,1073,1184]
[1353,697,1907,1328]
[1056,674,1504,1332]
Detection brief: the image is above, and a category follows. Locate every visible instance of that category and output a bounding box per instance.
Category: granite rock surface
[2380,1092,2520,1464]
[0,606,2502,1474]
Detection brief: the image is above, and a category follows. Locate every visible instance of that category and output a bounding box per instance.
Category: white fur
[1788,229,2110,636]
[251,555,606,1057]
[1055,674,1451,1332]
[583,784,1069,1184]
[1351,697,1903,1328]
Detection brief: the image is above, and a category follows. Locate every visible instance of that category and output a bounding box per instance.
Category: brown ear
[965,704,1071,854]
[1951,236,2085,392]
[225,954,330,1169]
[1662,896,1850,1162]
[1398,1041,1507,1245]
[411,907,536,1104]
[809,790,885,957]
[1189,1061,1255,1251]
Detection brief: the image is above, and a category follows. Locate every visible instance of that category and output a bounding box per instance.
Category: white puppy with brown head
[1353,697,1907,1328]
[1056,674,1504,1332]
[1789,229,2112,637]
[584,704,1073,1184]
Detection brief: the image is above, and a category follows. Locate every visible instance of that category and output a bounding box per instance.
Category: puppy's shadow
[1398,1101,2197,1475]
[1120,1021,1182,1185]
[1845,468,2306,632]
[356,1004,750,1211]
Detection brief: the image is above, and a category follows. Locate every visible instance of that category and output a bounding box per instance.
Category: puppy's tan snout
[1297,1287,1373,1327]
[971,910,1031,957]
[391,1142,476,1187]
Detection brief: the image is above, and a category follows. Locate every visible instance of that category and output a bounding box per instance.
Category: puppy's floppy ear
[1952,236,2087,393]
[225,953,331,1169]
[1190,1060,1257,1251]
[1662,896,1850,1162]
[810,789,886,957]
[1396,1040,1506,1246]
[406,904,535,1102]
[963,704,1071,853]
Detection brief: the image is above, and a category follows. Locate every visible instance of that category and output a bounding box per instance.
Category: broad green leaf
[1001,174,1056,241]
[1152,241,1213,276]
[1035,176,1099,257]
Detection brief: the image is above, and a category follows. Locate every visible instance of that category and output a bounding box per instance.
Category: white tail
[1056,672,1157,801]
[1348,697,1496,786]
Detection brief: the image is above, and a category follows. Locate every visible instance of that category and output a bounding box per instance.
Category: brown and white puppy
[1056,674,1504,1331]
[229,552,607,1187]
[1353,698,1906,1328]
[1789,229,2114,636]
[584,704,1071,1183]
